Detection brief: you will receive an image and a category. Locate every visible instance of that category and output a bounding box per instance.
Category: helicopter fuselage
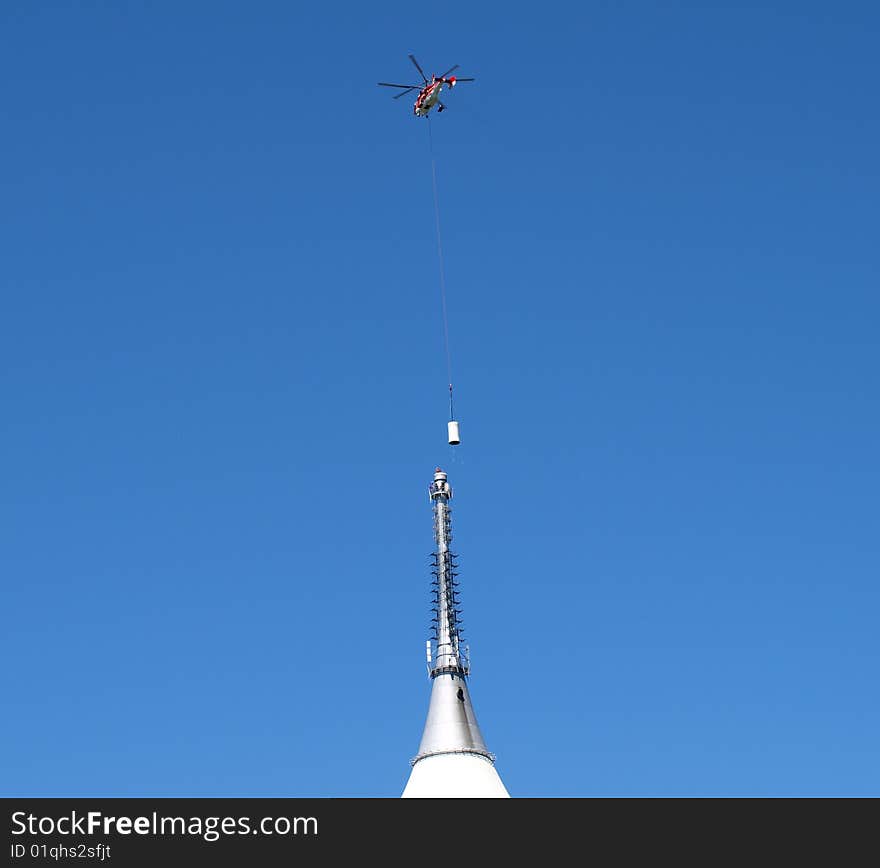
[414,79,453,116]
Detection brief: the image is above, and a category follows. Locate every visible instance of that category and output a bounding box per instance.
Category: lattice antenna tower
[427,468,469,677]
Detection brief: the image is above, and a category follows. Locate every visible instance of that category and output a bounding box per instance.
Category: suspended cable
[426,116,455,422]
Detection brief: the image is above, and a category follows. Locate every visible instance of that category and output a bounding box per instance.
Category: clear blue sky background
[2,1,878,797]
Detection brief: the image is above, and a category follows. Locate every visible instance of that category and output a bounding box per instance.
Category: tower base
[402,752,510,798]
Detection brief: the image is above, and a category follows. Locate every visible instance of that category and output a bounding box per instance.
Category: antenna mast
[428,468,468,677]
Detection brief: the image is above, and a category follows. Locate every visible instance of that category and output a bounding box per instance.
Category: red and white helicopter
[378,54,475,117]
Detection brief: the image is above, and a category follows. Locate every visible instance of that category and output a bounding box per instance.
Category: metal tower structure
[402,468,509,797]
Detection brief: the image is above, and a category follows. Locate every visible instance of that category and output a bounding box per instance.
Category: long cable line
[426,116,455,421]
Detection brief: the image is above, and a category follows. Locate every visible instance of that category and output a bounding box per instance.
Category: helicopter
[378,54,475,117]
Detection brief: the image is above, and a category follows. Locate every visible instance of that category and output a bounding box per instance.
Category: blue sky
[2,1,878,796]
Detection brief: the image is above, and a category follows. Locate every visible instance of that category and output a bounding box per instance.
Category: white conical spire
[402,468,509,798]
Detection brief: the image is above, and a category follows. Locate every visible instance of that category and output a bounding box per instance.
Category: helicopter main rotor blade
[408,53,428,82]
[393,87,418,99]
[451,77,474,82]
[378,82,420,88]
[437,64,459,80]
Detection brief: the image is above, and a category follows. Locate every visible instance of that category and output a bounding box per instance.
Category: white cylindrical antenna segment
[447,420,461,445]
[426,640,432,663]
